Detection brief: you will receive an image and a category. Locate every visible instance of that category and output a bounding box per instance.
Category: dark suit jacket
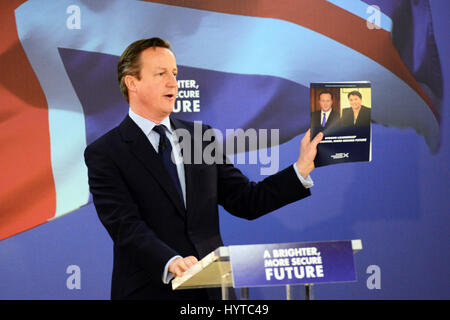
[310,109,341,138]
[340,106,371,127]
[311,109,339,130]
[84,115,311,300]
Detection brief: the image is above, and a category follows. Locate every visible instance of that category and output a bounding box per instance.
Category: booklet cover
[310,82,372,167]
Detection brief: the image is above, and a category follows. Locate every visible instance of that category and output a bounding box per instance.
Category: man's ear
[124,75,138,94]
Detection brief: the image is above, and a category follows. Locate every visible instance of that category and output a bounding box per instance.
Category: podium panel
[230,240,358,288]
[172,239,362,299]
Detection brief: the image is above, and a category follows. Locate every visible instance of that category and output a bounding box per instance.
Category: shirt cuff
[162,255,182,284]
[292,163,314,189]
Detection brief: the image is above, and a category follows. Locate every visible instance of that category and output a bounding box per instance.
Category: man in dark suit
[311,91,340,136]
[340,90,371,127]
[84,38,323,300]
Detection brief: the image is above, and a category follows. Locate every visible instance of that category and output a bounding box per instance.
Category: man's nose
[167,74,178,87]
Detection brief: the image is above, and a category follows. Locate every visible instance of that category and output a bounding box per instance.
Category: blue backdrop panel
[0,0,448,300]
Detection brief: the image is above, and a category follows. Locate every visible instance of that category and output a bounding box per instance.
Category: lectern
[172,239,362,300]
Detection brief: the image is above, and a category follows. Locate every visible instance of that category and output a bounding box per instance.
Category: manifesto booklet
[310,82,372,167]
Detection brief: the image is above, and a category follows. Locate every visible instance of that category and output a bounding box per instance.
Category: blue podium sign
[229,240,356,288]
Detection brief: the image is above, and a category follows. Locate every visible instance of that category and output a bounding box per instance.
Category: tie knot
[153,124,166,136]
[153,124,169,152]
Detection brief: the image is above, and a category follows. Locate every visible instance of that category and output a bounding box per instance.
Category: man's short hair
[118,37,172,103]
[319,90,333,99]
[347,90,362,99]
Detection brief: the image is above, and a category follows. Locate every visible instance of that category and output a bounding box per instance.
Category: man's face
[131,47,178,118]
[348,94,362,111]
[319,93,333,112]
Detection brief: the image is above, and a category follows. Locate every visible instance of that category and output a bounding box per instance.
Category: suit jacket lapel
[118,116,186,217]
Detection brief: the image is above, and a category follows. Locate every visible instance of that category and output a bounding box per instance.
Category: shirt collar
[128,108,173,136]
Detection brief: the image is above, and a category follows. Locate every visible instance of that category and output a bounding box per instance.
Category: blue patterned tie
[321,113,326,127]
[153,125,184,206]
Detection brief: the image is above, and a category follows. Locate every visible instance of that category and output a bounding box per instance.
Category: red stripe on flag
[0,1,56,240]
[144,0,439,123]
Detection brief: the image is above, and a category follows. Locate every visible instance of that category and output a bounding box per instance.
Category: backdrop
[0,0,448,299]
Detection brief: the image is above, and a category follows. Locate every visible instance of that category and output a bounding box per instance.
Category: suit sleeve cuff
[162,255,182,284]
[292,163,314,189]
